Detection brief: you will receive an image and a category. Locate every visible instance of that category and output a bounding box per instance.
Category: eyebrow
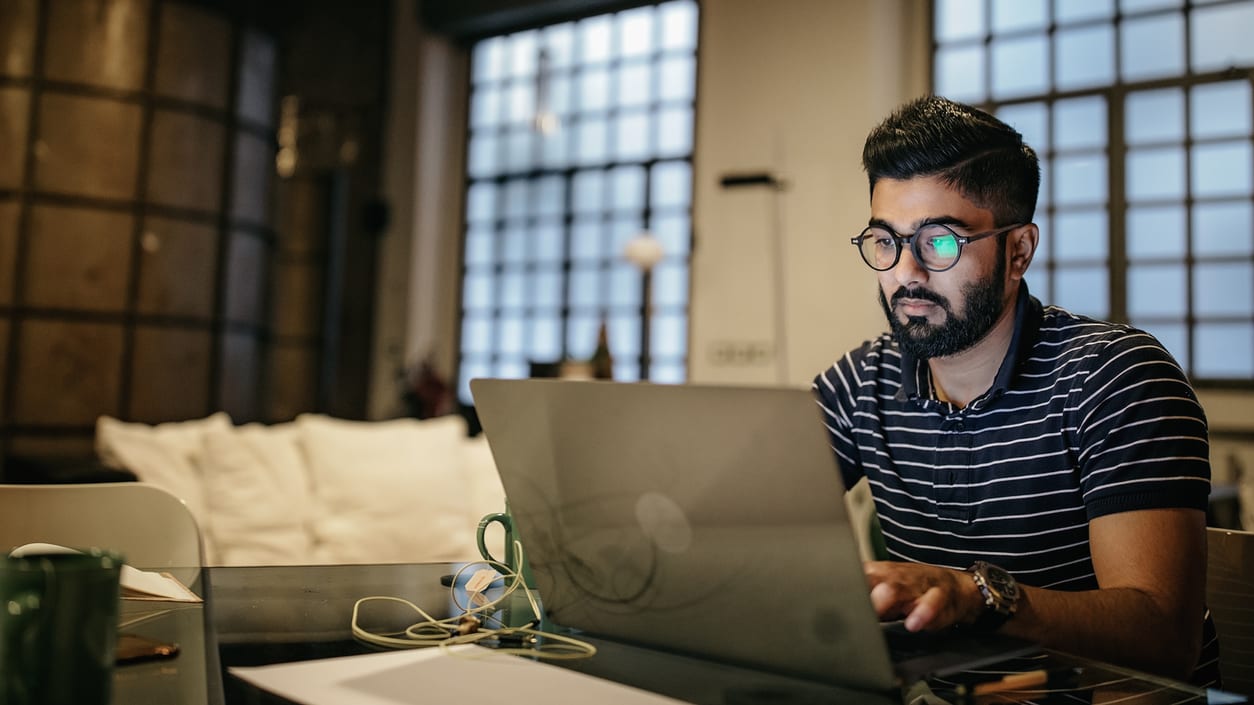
[867,215,974,233]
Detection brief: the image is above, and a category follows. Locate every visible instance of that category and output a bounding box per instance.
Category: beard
[878,255,1007,360]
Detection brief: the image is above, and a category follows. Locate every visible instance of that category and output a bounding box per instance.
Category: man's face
[869,176,1013,360]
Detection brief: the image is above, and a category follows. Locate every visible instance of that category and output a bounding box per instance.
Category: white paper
[118,565,201,602]
[230,645,691,705]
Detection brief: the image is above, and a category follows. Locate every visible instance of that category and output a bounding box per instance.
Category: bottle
[591,321,614,380]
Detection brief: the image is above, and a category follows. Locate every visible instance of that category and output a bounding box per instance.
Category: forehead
[869,175,995,229]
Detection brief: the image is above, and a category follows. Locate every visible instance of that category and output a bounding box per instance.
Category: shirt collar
[894,281,1041,404]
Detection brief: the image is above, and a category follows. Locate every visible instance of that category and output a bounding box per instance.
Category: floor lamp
[623,232,665,380]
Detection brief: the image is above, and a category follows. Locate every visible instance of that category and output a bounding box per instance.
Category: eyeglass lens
[859,225,962,271]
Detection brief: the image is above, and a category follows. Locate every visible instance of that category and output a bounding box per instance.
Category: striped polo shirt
[813,284,1219,683]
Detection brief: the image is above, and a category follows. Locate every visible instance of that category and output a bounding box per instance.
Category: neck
[928,298,1018,408]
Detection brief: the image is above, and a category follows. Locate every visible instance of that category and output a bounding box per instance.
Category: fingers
[863,562,965,631]
[869,580,901,616]
[869,575,925,624]
[904,586,945,631]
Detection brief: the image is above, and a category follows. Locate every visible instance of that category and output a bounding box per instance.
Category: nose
[892,242,928,288]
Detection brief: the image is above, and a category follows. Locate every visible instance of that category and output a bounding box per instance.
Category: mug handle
[476,512,514,569]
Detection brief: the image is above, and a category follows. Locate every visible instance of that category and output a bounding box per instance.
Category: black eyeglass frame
[850,222,1025,273]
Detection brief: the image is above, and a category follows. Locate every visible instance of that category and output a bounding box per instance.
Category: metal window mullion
[491,179,508,372]
[640,160,655,379]
[1249,75,1254,380]
[559,169,574,359]
[1108,87,1128,324]
[520,186,535,364]
[1181,5,1196,377]
[982,0,993,102]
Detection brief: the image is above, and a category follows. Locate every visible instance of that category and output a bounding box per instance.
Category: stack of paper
[231,645,688,705]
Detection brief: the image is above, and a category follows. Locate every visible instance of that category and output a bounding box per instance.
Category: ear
[1007,224,1039,282]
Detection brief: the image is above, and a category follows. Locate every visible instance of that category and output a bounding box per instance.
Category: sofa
[94,413,507,566]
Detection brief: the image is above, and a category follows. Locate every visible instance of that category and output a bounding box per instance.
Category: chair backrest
[1207,527,1254,696]
[0,482,203,585]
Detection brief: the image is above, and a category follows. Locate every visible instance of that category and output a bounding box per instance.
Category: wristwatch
[966,561,1019,632]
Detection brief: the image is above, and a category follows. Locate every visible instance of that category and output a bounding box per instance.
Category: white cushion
[297,414,477,564]
[95,413,232,538]
[201,423,314,566]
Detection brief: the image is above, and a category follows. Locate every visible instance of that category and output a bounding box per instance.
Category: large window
[933,0,1254,383]
[455,1,698,403]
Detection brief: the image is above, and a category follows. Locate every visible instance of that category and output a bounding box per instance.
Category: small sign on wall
[708,340,774,366]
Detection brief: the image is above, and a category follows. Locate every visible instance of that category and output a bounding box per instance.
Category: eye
[868,229,895,249]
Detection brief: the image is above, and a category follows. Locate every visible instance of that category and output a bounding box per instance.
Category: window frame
[454,1,699,404]
[930,0,1254,389]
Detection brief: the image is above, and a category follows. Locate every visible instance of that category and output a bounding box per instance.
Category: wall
[370,1,468,420]
[687,0,928,387]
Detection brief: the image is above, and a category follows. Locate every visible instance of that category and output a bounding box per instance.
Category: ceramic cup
[0,549,122,705]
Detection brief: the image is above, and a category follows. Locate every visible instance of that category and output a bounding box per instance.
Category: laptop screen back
[469,379,898,691]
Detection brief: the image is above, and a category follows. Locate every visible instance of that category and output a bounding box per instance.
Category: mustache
[890,286,949,309]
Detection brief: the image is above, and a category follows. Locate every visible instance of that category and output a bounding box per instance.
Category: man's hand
[862,508,1206,680]
[864,560,983,632]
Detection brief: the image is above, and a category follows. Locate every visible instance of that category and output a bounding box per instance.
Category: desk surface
[115,563,1238,705]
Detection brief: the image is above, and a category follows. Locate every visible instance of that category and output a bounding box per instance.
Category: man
[813,96,1217,684]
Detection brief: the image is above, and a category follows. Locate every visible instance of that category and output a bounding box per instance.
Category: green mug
[0,549,122,705]
[476,509,535,588]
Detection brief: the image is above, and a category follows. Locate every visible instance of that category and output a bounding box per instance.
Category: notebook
[469,378,1035,692]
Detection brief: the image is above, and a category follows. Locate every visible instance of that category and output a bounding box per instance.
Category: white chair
[1207,527,1254,696]
[0,482,203,585]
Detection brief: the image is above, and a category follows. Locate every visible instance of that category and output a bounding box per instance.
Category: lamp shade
[623,231,665,270]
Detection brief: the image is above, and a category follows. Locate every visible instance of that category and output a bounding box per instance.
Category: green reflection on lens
[932,235,959,260]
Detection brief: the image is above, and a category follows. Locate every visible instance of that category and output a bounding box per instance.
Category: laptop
[469,378,1036,692]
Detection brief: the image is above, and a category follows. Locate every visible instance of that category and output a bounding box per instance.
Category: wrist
[961,568,987,624]
[965,561,1019,632]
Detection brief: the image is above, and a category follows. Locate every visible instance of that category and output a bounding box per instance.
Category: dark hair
[862,95,1041,226]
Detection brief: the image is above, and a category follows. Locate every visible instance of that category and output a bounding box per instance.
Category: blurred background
[0,0,1250,493]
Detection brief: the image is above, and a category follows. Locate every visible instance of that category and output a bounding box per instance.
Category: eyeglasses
[850,222,1024,273]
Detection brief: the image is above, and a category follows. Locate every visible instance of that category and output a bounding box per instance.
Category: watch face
[986,564,1019,601]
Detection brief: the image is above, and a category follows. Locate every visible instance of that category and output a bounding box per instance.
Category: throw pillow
[297,414,477,564]
[201,423,315,566]
[95,412,232,540]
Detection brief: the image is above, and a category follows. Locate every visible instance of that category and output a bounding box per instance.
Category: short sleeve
[1073,329,1211,519]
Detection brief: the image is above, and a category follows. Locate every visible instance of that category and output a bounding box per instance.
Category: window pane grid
[934,0,1254,383]
[458,1,697,403]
